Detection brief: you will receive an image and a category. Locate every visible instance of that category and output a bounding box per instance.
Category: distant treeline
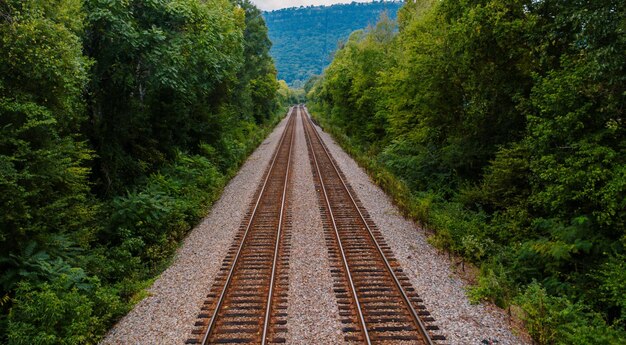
[263,1,402,87]
[308,0,626,343]
[0,0,286,343]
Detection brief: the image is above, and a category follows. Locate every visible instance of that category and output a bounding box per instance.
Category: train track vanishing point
[187,108,296,345]
[301,105,445,344]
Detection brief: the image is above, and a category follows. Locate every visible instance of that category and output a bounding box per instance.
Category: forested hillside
[308,0,626,343]
[263,1,402,87]
[0,0,286,342]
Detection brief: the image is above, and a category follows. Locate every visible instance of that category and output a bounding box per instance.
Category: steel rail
[301,107,434,345]
[201,109,295,345]
[261,106,295,345]
[300,108,372,345]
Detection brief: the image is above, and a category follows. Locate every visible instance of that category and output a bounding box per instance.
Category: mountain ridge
[263,1,403,87]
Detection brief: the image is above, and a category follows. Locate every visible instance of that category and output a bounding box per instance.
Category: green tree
[315,14,396,148]
[231,0,279,123]
[84,0,245,193]
[0,1,100,341]
[0,0,95,293]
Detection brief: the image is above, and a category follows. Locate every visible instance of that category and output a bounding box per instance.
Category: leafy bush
[467,258,515,308]
[7,270,124,345]
[105,153,223,269]
[596,252,626,327]
[516,282,625,345]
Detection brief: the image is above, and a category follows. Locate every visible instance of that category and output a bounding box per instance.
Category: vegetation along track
[301,105,445,345]
[187,109,296,344]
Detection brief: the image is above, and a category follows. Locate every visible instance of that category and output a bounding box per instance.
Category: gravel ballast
[100,114,291,345]
[285,110,347,345]
[309,110,532,345]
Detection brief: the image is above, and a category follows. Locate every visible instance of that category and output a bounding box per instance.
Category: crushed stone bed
[284,112,347,345]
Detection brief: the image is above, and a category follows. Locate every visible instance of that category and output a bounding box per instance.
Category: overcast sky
[252,0,372,11]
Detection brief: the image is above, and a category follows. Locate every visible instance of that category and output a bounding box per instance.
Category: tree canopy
[0,0,282,342]
[308,0,626,343]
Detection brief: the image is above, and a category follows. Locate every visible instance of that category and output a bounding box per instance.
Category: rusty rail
[301,105,443,344]
[187,108,296,344]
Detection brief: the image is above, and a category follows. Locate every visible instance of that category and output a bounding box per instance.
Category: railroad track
[187,105,445,344]
[300,105,445,344]
[187,108,296,345]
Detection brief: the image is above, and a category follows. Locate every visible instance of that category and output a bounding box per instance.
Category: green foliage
[427,202,492,261]
[0,0,89,129]
[313,13,397,150]
[264,1,403,87]
[7,269,124,345]
[1,0,283,342]
[0,0,96,298]
[596,250,626,325]
[467,259,514,308]
[277,81,305,105]
[516,282,625,345]
[104,153,223,275]
[231,0,280,124]
[84,0,246,192]
[309,0,626,342]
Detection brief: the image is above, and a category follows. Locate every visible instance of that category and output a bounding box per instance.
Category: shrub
[516,282,625,345]
[467,258,514,308]
[7,270,123,345]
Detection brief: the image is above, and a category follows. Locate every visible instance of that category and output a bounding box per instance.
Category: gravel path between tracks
[285,110,347,345]
[100,114,291,345]
[309,111,532,345]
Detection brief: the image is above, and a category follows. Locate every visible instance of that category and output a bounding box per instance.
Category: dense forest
[0,0,287,343]
[308,0,626,343]
[263,1,402,87]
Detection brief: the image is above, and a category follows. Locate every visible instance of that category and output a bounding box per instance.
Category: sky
[252,0,372,11]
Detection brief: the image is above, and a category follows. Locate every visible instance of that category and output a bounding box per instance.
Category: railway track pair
[187,106,444,344]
